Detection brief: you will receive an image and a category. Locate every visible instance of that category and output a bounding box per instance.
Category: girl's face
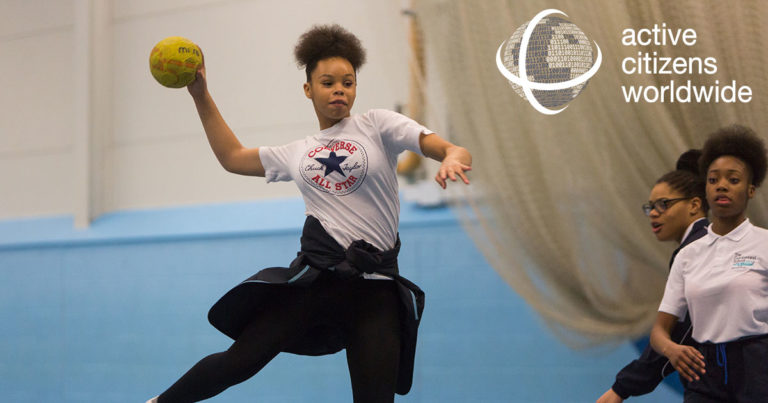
[303,57,357,130]
[706,155,755,221]
[647,182,701,243]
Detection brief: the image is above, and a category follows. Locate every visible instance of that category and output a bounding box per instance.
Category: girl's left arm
[419,133,472,189]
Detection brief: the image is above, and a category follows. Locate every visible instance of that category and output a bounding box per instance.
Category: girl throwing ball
[147,24,471,403]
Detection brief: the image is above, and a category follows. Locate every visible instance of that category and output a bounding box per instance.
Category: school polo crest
[300,139,368,195]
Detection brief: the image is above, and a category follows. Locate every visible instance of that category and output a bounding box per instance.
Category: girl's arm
[418,133,472,189]
[188,54,265,177]
[649,311,706,382]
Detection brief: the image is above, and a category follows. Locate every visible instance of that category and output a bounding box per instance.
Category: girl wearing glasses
[651,125,768,402]
[598,150,708,403]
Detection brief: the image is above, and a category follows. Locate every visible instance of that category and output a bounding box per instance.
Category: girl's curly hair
[699,125,767,187]
[294,24,367,82]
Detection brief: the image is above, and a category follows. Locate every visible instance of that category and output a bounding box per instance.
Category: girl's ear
[689,197,702,215]
[303,82,312,99]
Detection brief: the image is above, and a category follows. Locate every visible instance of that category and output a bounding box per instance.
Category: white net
[412,0,768,347]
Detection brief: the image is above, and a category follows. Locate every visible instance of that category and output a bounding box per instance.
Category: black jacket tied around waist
[207,215,425,395]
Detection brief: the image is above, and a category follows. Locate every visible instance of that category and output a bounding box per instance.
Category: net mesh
[411,0,768,347]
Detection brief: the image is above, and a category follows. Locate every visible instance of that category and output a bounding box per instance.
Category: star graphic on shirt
[315,151,347,177]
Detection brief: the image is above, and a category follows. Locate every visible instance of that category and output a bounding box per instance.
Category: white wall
[0,0,78,219]
[0,0,410,220]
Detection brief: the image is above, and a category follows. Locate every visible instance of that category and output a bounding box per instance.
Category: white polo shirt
[659,219,768,343]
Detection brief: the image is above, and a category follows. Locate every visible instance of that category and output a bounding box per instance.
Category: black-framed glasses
[642,197,692,216]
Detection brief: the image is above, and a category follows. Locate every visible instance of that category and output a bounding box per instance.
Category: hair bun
[676,149,702,173]
[294,24,366,79]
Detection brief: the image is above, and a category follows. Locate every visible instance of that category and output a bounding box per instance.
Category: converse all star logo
[299,139,368,196]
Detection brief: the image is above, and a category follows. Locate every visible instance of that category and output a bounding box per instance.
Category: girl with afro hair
[651,125,768,402]
[147,24,471,403]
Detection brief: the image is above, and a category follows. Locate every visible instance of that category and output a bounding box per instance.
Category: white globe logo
[496,9,602,115]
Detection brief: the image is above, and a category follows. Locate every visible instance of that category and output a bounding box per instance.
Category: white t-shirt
[259,109,433,252]
[659,218,768,343]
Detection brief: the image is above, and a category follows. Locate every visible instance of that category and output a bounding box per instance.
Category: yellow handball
[149,36,202,88]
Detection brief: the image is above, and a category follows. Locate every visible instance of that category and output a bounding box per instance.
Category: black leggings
[158,276,402,403]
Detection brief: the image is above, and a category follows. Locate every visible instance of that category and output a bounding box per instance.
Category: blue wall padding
[0,199,678,402]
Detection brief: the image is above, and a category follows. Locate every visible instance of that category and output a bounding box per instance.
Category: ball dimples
[149,36,201,88]
[502,16,594,108]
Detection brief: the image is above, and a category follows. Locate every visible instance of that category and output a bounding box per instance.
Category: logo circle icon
[299,139,368,196]
[496,9,602,115]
